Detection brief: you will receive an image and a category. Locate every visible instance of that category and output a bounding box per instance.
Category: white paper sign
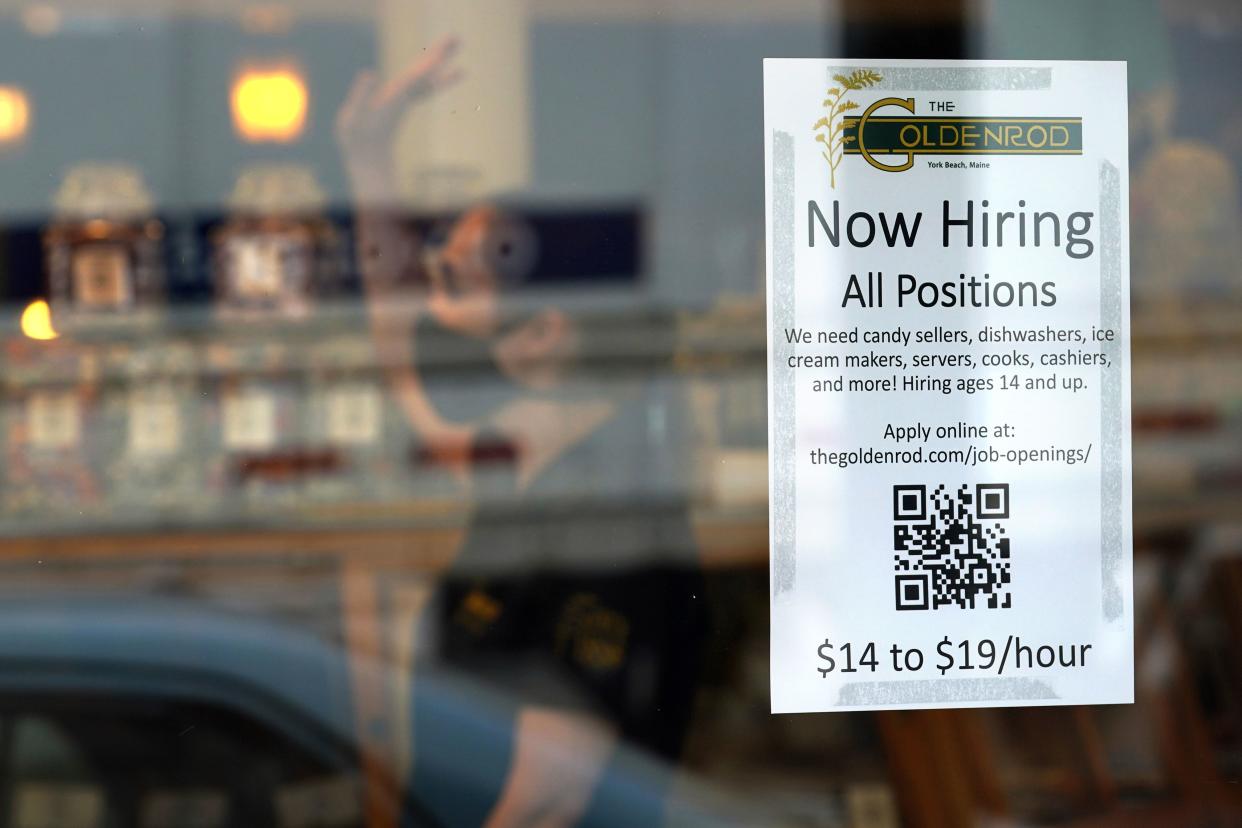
[140,790,229,828]
[222,386,277,451]
[325,383,382,447]
[27,390,81,450]
[12,783,103,828]
[128,387,182,457]
[274,774,362,828]
[764,60,1133,712]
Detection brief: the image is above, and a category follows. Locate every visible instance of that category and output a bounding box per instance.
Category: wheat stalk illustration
[813,69,883,188]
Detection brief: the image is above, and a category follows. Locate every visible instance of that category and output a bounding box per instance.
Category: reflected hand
[336,35,464,199]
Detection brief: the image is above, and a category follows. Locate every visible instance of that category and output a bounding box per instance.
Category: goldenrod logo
[812,69,884,188]
[814,69,1083,186]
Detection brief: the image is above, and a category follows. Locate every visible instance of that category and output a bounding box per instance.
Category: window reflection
[0,1,1233,826]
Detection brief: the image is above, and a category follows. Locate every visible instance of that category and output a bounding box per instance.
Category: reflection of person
[1129,5,1242,312]
[338,37,704,828]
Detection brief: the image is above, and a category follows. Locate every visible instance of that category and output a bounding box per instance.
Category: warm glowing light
[21,4,61,37]
[0,86,30,145]
[231,66,308,143]
[20,299,58,340]
[241,4,293,35]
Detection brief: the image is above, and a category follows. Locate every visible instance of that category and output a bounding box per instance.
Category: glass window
[0,1,1236,825]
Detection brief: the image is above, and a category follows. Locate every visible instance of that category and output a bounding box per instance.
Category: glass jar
[211,164,346,320]
[42,164,165,327]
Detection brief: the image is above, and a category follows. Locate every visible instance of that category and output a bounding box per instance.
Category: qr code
[892,483,1011,611]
